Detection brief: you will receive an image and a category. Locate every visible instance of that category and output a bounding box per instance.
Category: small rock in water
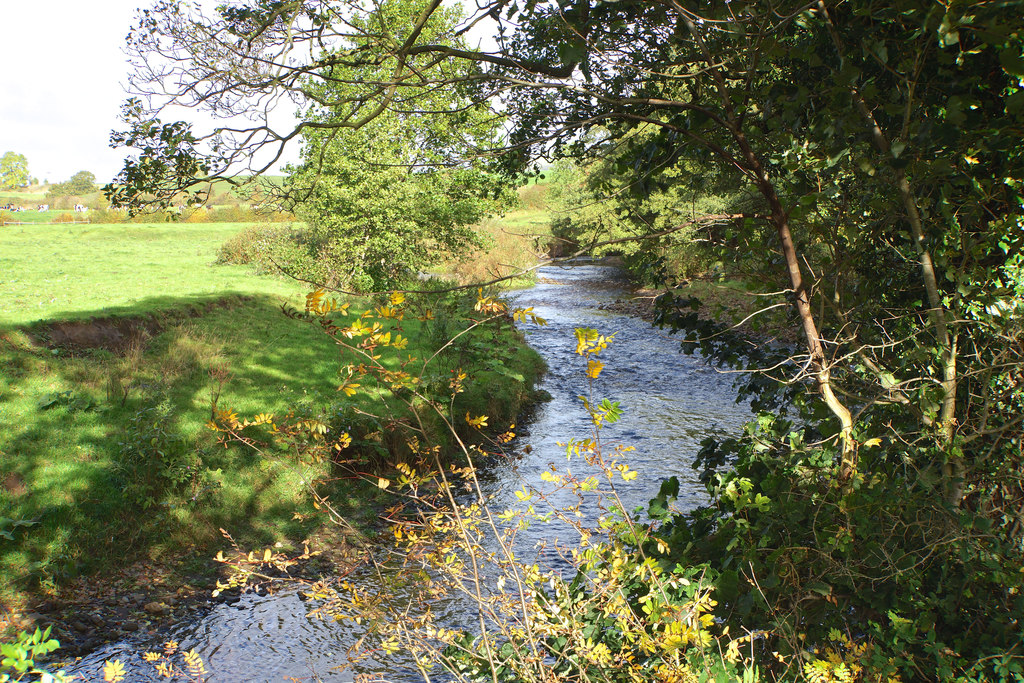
[122,621,139,632]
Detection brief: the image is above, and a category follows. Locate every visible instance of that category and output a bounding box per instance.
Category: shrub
[217,223,307,271]
[184,207,209,223]
[115,396,216,510]
[645,413,1024,681]
[207,205,255,222]
[87,207,127,224]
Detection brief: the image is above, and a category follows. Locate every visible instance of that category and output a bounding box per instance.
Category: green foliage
[0,152,29,191]
[646,412,1024,680]
[0,518,37,543]
[215,223,310,273]
[547,147,737,282]
[46,171,96,200]
[281,0,514,291]
[0,627,68,682]
[115,396,214,510]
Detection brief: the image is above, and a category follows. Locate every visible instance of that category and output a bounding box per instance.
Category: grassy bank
[0,221,545,625]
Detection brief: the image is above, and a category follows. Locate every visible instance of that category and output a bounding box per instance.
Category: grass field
[0,223,307,327]
[0,220,545,610]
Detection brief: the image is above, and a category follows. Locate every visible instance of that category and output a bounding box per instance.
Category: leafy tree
[282,0,514,291]
[49,170,97,197]
[104,0,1024,678]
[0,151,29,190]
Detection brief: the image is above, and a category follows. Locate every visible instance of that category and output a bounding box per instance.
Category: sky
[0,1,495,188]
[0,1,149,185]
[0,0,300,187]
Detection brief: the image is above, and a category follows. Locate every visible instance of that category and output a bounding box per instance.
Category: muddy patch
[24,297,253,355]
[36,317,163,354]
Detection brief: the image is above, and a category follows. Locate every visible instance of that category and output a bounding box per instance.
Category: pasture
[0,223,306,326]
[0,220,543,608]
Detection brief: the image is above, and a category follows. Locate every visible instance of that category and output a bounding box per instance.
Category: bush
[217,223,308,272]
[184,207,209,223]
[88,207,127,224]
[645,413,1024,681]
[115,396,218,511]
[207,205,255,222]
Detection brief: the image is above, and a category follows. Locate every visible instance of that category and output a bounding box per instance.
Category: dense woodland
[2,0,1023,681]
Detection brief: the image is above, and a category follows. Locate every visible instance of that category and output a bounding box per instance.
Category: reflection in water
[70,263,750,682]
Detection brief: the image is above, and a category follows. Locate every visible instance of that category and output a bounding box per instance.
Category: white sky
[0,1,495,187]
[0,0,302,186]
[0,1,149,184]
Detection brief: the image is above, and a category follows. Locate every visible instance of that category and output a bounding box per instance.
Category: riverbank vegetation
[0,219,545,652]
[6,0,1023,680]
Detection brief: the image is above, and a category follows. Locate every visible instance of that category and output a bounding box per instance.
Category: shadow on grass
[0,292,378,602]
[3,291,290,338]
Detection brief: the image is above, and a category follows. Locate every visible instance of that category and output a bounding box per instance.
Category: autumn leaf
[305,288,327,314]
[103,659,126,682]
[466,413,489,429]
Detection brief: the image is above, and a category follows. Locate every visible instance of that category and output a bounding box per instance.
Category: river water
[68,262,751,682]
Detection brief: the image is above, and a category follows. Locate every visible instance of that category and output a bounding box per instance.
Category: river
[68,262,751,682]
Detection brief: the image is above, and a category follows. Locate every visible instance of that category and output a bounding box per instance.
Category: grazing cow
[37,204,49,212]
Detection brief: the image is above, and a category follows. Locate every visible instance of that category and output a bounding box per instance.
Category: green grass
[0,220,545,608]
[0,223,306,327]
[0,192,47,204]
[0,299,361,597]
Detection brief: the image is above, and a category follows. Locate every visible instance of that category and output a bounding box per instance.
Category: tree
[49,170,97,197]
[0,151,29,190]
[283,0,514,291]
[106,0,1024,677]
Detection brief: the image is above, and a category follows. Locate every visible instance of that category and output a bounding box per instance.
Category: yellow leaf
[377,477,391,490]
[862,438,882,448]
[465,412,489,429]
[263,548,272,562]
[389,291,406,306]
[103,659,126,683]
[586,360,604,379]
[305,288,327,314]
